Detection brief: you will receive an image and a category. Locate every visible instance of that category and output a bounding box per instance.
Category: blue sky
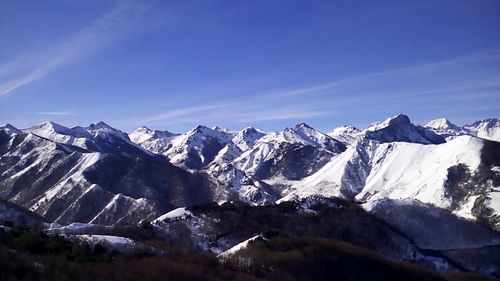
[1,0,500,133]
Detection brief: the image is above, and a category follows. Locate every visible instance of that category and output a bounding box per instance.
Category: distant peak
[39,121,59,127]
[0,123,22,135]
[468,117,500,126]
[136,125,152,132]
[2,123,16,129]
[365,114,445,144]
[238,127,265,137]
[87,121,113,130]
[193,125,210,132]
[241,126,256,132]
[368,114,411,131]
[425,118,458,130]
[29,121,68,132]
[294,122,314,130]
[333,125,359,131]
[388,114,411,124]
[212,126,230,133]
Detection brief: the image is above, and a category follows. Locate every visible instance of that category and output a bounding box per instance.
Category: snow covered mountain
[424,118,466,139]
[129,126,178,154]
[363,114,445,144]
[0,124,212,226]
[160,125,234,169]
[233,123,346,181]
[425,117,500,142]
[1,114,499,231]
[464,118,500,142]
[2,114,500,278]
[22,121,151,156]
[0,123,22,137]
[328,125,361,145]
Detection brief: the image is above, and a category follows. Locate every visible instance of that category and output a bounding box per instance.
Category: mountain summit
[364,114,446,144]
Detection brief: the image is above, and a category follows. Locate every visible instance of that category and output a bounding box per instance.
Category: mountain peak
[294,123,314,130]
[137,125,152,132]
[467,117,500,128]
[0,123,22,136]
[464,117,500,141]
[1,123,18,130]
[212,126,231,133]
[192,125,210,132]
[328,125,361,145]
[27,121,70,134]
[87,121,113,130]
[330,125,360,133]
[365,114,445,145]
[233,127,266,151]
[425,118,459,130]
[240,126,257,133]
[387,114,411,125]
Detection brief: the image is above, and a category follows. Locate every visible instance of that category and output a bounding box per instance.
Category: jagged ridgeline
[0,115,499,228]
[0,115,499,278]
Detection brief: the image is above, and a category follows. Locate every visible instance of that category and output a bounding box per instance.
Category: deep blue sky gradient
[1,0,500,133]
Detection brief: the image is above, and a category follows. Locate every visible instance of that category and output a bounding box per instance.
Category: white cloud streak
[36,111,76,116]
[0,1,151,97]
[126,51,500,130]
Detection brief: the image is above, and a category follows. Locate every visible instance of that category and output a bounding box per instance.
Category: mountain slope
[2,115,499,229]
[0,127,213,226]
[234,123,346,181]
[282,135,500,230]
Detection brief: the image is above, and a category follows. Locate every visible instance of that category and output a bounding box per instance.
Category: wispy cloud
[36,111,76,116]
[266,51,500,100]
[124,50,500,131]
[0,1,152,97]
[123,99,335,129]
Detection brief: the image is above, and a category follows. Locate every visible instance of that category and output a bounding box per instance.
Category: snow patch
[153,207,193,223]
[218,235,262,258]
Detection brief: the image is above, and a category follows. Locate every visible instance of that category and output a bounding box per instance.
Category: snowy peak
[259,123,345,153]
[232,127,266,152]
[329,125,360,134]
[328,125,361,145]
[424,118,465,139]
[294,122,314,130]
[20,121,150,156]
[25,121,69,134]
[425,118,460,131]
[85,121,131,142]
[129,126,176,144]
[185,125,233,143]
[0,123,22,136]
[367,114,411,130]
[86,121,114,131]
[166,125,233,169]
[364,114,445,145]
[464,118,500,142]
[425,117,500,142]
[129,125,154,143]
[233,124,346,181]
[211,126,232,133]
[24,121,92,140]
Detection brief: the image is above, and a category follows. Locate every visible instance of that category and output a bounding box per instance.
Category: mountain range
[1,114,499,277]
